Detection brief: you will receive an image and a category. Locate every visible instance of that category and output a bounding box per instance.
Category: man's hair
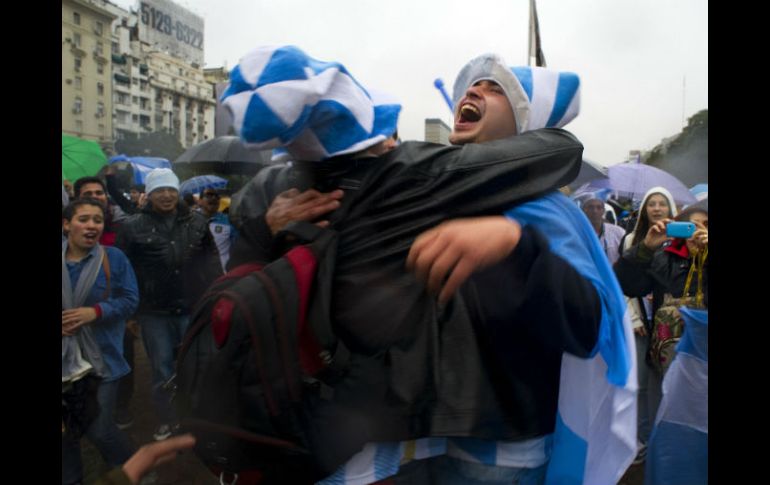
[62,198,105,221]
[130,184,145,192]
[74,176,106,198]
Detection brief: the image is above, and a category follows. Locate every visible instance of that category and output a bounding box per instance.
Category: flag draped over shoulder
[645,307,708,485]
[505,191,638,485]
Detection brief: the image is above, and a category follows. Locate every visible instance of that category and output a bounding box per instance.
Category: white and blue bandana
[221,45,401,162]
[452,54,580,134]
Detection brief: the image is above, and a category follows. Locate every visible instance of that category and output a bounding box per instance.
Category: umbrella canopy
[582,162,696,205]
[689,183,708,201]
[62,134,107,182]
[109,155,171,184]
[568,158,609,190]
[180,175,228,196]
[173,136,271,176]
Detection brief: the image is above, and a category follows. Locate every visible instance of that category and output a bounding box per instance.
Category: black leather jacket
[116,203,222,314]
[227,128,601,472]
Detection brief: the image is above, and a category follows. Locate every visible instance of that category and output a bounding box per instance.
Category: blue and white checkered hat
[452,53,580,133]
[221,45,401,162]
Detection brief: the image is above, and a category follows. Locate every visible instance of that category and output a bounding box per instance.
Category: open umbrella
[568,158,609,190]
[62,134,107,182]
[109,155,171,184]
[173,136,271,176]
[180,175,228,196]
[582,162,696,205]
[689,183,708,201]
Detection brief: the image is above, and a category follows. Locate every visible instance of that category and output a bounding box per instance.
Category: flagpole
[682,75,686,127]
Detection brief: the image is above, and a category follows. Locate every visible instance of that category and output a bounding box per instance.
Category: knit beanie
[144,168,180,194]
[452,53,580,134]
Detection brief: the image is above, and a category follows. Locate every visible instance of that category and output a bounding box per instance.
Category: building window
[95,41,103,54]
[75,120,83,132]
[73,97,83,114]
[132,114,139,122]
[97,82,104,96]
[99,124,105,136]
[73,12,80,25]
[94,21,103,36]
[74,76,82,90]
[97,64,104,75]
[97,101,105,117]
[74,57,82,72]
[132,96,138,104]
[112,42,119,55]
[73,33,81,47]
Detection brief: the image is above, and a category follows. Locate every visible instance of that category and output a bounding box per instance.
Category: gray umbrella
[173,136,271,176]
[568,158,609,190]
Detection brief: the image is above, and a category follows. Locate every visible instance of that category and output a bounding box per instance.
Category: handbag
[650,247,707,374]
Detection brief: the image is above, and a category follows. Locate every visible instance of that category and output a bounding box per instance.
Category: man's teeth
[461,104,481,121]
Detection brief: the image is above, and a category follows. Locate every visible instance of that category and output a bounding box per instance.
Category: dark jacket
[614,240,709,318]
[227,128,601,472]
[116,202,222,314]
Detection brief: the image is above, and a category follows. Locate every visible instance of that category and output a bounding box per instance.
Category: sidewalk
[81,334,218,484]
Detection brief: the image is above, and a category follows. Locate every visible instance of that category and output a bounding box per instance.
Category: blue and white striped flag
[645,307,708,485]
[221,45,401,162]
[505,192,638,485]
[452,53,580,135]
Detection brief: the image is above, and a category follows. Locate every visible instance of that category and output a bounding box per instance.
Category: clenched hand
[407,216,522,304]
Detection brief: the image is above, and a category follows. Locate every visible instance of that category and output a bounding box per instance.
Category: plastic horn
[434,78,454,115]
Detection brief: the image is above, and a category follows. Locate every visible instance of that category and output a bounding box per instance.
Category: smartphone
[666,221,696,239]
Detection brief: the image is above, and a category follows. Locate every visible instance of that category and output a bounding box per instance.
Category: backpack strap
[100,248,111,300]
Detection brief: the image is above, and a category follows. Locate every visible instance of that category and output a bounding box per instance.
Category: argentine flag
[505,191,638,485]
[645,307,708,485]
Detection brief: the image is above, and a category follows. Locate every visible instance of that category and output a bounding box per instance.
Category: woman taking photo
[62,198,139,485]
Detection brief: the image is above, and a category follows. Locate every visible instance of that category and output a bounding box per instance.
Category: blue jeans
[61,379,136,484]
[387,455,547,484]
[138,313,190,424]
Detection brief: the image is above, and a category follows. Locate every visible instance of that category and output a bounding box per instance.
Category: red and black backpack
[173,222,349,484]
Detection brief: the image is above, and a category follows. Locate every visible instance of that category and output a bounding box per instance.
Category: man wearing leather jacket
[220,47,627,483]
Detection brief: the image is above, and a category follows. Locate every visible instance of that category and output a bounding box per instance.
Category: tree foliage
[645,109,708,167]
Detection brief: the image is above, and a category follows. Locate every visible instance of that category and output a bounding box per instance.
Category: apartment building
[62,0,116,146]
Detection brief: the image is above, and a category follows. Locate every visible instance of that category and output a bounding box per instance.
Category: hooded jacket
[617,186,678,330]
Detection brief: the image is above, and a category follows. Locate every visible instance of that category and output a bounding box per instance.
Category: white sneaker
[632,442,648,465]
[153,424,172,441]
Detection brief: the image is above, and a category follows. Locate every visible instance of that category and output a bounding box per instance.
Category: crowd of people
[62,45,708,485]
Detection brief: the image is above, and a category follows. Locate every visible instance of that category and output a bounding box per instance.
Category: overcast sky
[111,0,707,166]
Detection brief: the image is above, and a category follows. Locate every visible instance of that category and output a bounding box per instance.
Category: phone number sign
[137,0,204,64]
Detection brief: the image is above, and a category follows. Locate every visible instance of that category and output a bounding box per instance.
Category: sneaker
[632,442,647,465]
[153,424,172,441]
[114,408,134,430]
[138,470,159,485]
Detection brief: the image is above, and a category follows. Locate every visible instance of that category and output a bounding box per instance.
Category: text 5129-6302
[140,2,203,49]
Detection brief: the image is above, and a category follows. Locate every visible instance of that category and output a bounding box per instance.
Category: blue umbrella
[689,183,708,201]
[109,155,172,184]
[180,175,227,196]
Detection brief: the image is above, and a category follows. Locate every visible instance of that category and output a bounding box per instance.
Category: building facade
[62,0,116,147]
[62,0,217,152]
[424,118,451,145]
